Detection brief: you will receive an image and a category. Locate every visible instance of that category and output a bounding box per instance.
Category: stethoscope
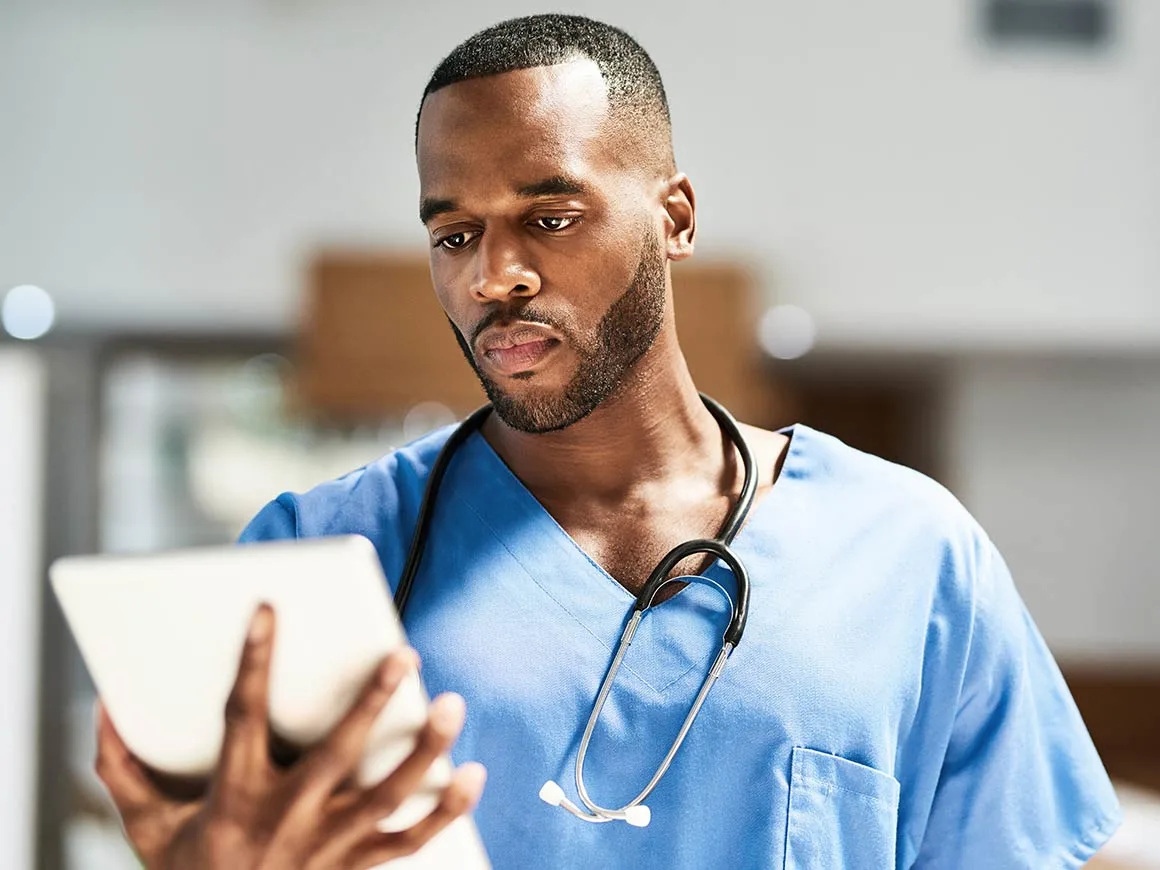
[393,393,755,828]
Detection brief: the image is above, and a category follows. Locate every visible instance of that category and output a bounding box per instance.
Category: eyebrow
[419,175,588,225]
[419,197,457,225]
[516,175,587,198]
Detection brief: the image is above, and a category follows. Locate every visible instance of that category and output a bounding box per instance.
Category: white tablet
[50,534,491,869]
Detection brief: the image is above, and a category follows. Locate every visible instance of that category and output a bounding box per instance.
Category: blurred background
[1,0,1157,867]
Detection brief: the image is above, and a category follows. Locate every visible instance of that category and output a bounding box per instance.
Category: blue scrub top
[239,424,1121,869]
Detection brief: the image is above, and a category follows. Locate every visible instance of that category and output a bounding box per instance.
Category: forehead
[416,59,617,200]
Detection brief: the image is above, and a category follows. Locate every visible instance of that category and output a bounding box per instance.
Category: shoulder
[782,423,995,602]
[239,424,456,543]
[783,423,975,529]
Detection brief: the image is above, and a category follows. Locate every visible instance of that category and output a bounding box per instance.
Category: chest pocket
[784,747,901,870]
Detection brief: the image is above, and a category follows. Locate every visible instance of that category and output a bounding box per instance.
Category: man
[96,14,1121,869]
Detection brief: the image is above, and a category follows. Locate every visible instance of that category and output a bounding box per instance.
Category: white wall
[2,1,1156,662]
[945,356,1160,663]
[1,0,1158,349]
[0,348,46,869]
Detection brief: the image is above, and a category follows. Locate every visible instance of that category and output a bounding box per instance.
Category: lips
[476,322,562,376]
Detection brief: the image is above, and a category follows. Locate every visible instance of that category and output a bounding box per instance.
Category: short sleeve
[913,541,1122,869]
[237,495,299,543]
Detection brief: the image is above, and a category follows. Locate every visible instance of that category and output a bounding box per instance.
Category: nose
[469,228,541,303]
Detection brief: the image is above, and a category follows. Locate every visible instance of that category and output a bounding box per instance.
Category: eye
[436,231,476,251]
[534,216,578,232]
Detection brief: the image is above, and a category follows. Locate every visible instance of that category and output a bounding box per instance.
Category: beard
[450,230,667,434]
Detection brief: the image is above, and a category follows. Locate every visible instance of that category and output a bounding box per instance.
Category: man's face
[416,59,670,433]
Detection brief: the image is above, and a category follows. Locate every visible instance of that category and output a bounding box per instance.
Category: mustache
[469,306,564,348]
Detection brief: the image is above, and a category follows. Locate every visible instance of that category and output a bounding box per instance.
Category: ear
[662,173,696,262]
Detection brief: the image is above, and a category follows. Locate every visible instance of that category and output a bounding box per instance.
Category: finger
[215,603,276,792]
[359,693,466,823]
[295,647,419,799]
[347,762,487,870]
[94,701,165,815]
[324,692,467,856]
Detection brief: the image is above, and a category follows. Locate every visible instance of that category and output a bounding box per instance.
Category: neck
[480,331,725,502]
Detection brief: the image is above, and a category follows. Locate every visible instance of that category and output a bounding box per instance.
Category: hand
[94,604,486,870]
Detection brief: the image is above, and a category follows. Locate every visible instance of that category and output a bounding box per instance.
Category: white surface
[1101,782,1160,867]
[945,356,1160,662]
[1,1,1159,350]
[0,348,45,870]
[50,535,490,869]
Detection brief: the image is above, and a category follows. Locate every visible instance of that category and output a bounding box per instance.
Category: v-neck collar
[445,423,810,693]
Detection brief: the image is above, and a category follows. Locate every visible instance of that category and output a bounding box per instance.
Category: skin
[418,58,789,592]
[96,607,485,869]
[96,54,788,868]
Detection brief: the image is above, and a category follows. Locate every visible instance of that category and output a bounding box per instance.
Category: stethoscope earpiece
[539,780,652,827]
[538,780,566,806]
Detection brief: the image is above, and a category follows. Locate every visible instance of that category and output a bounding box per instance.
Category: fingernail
[458,761,488,795]
[430,693,466,735]
[248,603,273,642]
[379,647,418,688]
[378,658,406,688]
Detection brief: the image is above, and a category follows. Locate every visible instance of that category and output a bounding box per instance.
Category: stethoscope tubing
[393,394,757,826]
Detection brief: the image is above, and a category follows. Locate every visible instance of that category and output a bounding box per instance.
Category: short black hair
[416,14,673,167]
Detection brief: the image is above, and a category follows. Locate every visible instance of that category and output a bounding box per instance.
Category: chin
[484,385,592,434]
[488,380,564,411]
